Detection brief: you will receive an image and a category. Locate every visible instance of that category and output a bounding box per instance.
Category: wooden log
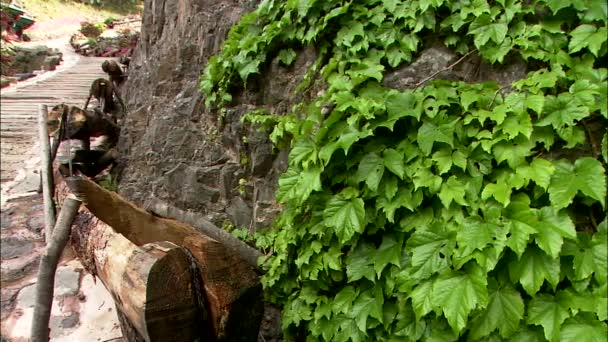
[37,104,56,242]
[62,177,263,341]
[144,196,263,268]
[69,212,212,342]
[31,196,81,342]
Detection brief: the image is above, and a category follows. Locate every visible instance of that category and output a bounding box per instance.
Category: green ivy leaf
[527,294,571,342]
[393,301,426,339]
[424,317,460,342]
[346,242,376,282]
[509,245,560,296]
[469,284,524,339]
[481,181,512,207]
[498,111,533,139]
[348,286,384,332]
[592,221,607,284]
[290,137,318,168]
[336,21,364,47]
[431,264,488,334]
[516,158,555,189]
[467,108,507,126]
[323,190,366,243]
[432,148,454,175]
[438,176,468,208]
[348,58,385,83]
[563,238,595,281]
[453,150,467,171]
[492,137,534,169]
[569,24,607,57]
[377,187,423,223]
[323,244,343,271]
[373,234,403,277]
[469,14,508,49]
[548,158,607,209]
[295,240,323,268]
[413,167,443,194]
[417,119,457,155]
[410,278,435,319]
[278,48,297,66]
[238,58,261,81]
[333,286,358,314]
[387,45,411,67]
[534,207,577,258]
[383,148,406,179]
[505,195,538,257]
[356,152,385,191]
[277,166,322,205]
[545,0,573,14]
[525,94,545,114]
[318,124,373,163]
[560,316,608,342]
[407,223,453,280]
[536,93,590,129]
[507,326,546,341]
[456,216,497,256]
[385,91,423,127]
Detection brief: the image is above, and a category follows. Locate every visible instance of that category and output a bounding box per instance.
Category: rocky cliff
[117,0,312,231]
[116,0,531,234]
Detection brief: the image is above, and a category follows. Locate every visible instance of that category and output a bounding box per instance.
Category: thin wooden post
[38,104,56,242]
[30,196,81,342]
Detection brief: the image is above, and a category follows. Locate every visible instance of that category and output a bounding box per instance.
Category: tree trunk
[62,176,263,341]
[69,214,212,342]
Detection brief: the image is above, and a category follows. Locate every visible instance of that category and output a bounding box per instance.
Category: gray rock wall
[117,0,305,229]
[117,1,528,231]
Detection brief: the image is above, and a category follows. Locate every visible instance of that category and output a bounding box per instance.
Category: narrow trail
[0,43,124,341]
[1,49,107,191]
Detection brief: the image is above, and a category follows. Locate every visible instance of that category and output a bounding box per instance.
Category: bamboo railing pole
[30,196,82,342]
[37,104,56,242]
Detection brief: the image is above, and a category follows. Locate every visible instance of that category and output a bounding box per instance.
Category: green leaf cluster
[200,0,608,340]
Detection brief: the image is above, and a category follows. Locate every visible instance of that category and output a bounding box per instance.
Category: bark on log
[62,177,263,341]
[31,196,81,342]
[144,197,263,269]
[69,215,211,342]
[37,104,56,242]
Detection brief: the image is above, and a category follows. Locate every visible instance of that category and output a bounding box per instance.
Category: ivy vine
[200,0,608,341]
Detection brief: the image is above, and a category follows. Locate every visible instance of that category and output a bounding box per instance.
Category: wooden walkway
[0,57,108,185]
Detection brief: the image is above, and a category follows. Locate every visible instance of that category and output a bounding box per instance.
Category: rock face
[117,0,306,230]
[117,1,527,231]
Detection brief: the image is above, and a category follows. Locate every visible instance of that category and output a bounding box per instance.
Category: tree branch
[37,104,56,242]
[30,196,81,342]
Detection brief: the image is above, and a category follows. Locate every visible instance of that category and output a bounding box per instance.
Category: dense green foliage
[201,0,608,340]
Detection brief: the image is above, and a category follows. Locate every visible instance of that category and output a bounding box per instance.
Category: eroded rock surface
[118,0,300,230]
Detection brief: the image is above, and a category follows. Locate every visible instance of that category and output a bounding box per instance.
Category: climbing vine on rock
[201,0,608,341]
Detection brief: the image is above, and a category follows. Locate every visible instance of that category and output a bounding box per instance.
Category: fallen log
[61,176,263,341]
[143,196,262,268]
[69,213,211,342]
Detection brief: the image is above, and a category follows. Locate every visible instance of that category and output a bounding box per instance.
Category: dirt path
[1,40,106,195]
[0,41,124,341]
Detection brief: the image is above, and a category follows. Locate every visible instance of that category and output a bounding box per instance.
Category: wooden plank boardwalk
[0,57,108,185]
